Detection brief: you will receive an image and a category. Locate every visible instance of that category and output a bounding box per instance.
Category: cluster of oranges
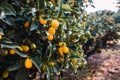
[58,42,69,57]
[9,40,36,69]
[47,19,59,41]
[24,15,60,41]
[39,15,59,41]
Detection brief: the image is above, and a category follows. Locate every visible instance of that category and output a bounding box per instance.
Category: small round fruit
[2,71,9,78]
[70,58,77,64]
[51,19,59,29]
[48,27,55,35]
[0,34,3,40]
[62,46,69,54]
[39,16,47,25]
[9,49,15,55]
[41,64,47,72]
[24,21,30,28]
[31,17,35,22]
[58,42,66,47]
[58,47,64,56]
[30,43,37,50]
[24,58,33,69]
[22,45,29,52]
[47,35,53,41]
[48,61,55,67]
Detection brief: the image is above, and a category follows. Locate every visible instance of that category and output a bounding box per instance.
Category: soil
[82,42,120,80]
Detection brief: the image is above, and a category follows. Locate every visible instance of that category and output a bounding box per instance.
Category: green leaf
[1,2,16,16]
[62,4,72,11]
[31,56,41,72]
[53,66,59,75]
[0,43,19,48]
[3,17,15,25]
[0,28,4,35]
[15,67,29,80]
[14,48,28,58]
[7,60,24,71]
[91,5,95,8]
[30,21,40,31]
[47,66,53,80]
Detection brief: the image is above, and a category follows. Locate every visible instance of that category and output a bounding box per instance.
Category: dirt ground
[83,42,120,80]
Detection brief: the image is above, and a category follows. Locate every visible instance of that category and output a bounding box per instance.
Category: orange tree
[0,0,94,80]
[83,10,120,57]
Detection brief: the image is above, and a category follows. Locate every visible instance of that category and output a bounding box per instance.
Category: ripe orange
[58,47,64,56]
[22,45,29,52]
[48,27,55,35]
[48,61,56,67]
[58,42,66,47]
[0,34,2,39]
[39,16,47,25]
[24,58,33,69]
[62,46,69,54]
[24,21,30,28]
[47,35,53,41]
[41,64,47,71]
[31,17,35,22]
[2,71,9,78]
[9,49,15,55]
[51,19,59,29]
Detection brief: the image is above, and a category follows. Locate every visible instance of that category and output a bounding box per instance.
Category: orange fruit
[48,27,55,35]
[31,17,35,22]
[24,21,30,28]
[48,61,56,67]
[70,58,77,64]
[41,64,47,71]
[2,71,9,78]
[9,49,15,55]
[0,34,2,39]
[51,19,59,29]
[58,42,66,46]
[47,35,53,41]
[24,58,33,69]
[22,45,29,52]
[62,46,69,54]
[58,47,64,56]
[39,16,47,25]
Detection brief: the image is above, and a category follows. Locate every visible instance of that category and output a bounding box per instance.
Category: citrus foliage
[0,0,93,79]
[83,10,120,57]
